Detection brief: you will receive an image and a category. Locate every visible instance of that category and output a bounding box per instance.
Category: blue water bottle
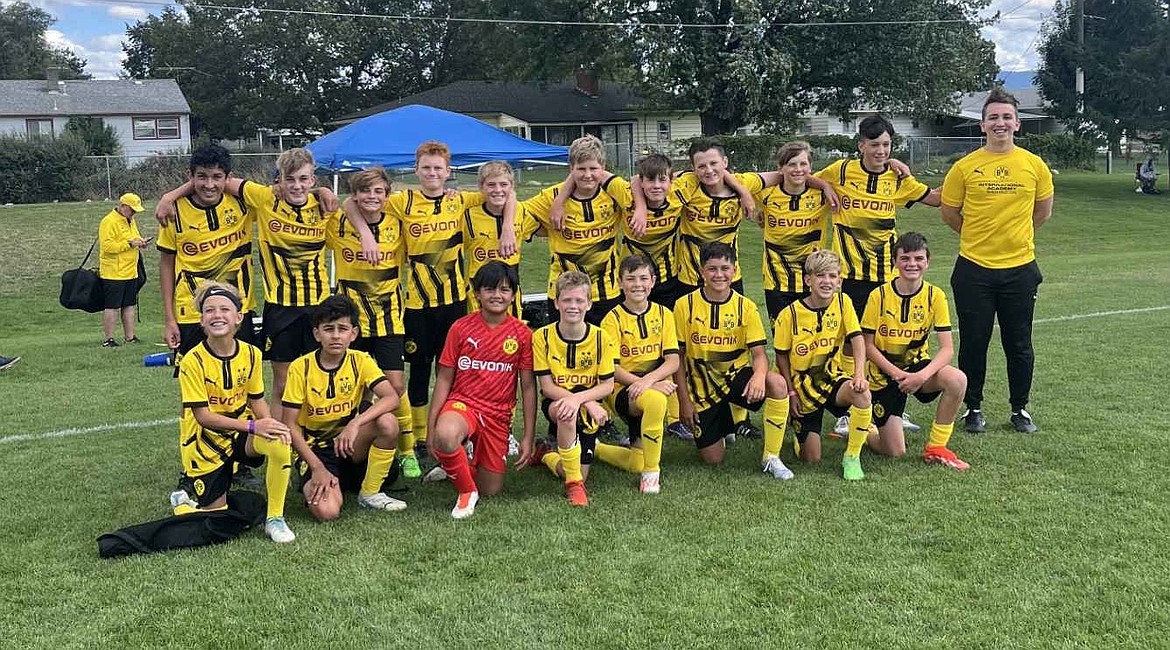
[144,351,174,367]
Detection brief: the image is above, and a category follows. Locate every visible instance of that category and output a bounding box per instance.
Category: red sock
[434,448,476,494]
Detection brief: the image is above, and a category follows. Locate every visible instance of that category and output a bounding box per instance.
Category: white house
[0,76,192,157]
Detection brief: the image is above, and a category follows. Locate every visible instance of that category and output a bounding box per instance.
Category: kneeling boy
[862,232,969,469]
[170,282,295,543]
[673,242,792,475]
[283,295,406,521]
[773,250,874,480]
[532,271,617,506]
[428,261,537,519]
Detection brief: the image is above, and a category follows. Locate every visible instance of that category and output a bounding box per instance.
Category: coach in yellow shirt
[98,192,149,347]
[941,88,1054,434]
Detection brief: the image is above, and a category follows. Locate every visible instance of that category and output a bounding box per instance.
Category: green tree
[0,2,87,79]
[1036,0,1170,150]
[64,117,122,156]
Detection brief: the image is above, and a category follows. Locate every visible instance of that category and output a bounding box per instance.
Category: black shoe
[596,421,625,445]
[125,336,141,344]
[1011,410,1038,434]
[0,356,20,371]
[101,338,119,347]
[231,466,264,492]
[414,441,438,472]
[963,408,986,434]
[734,420,762,439]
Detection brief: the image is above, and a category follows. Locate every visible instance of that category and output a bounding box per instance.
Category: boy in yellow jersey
[773,250,874,481]
[156,145,259,356]
[157,148,339,421]
[522,135,624,325]
[343,141,516,470]
[462,161,535,318]
[941,87,1054,435]
[673,242,792,475]
[531,271,617,506]
[98,192,148,347]
[168,282,295,543]
[754,142,833,321]
[596,255,679,494]
[282,295,407,520]
[862,233,969,469]
[328,167,415,477]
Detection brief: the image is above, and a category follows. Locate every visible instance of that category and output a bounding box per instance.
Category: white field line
[3,305,1167,444]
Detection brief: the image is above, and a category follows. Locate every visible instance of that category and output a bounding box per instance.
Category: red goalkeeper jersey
[439,312,533,417]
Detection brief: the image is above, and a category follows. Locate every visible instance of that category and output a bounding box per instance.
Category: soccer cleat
[358,491,408,511]
[101,338,119,347]
[264,517,296,543]
[124,336,141,344]
[832,415,850,438]
[422,465,450,482]
[963,408,986,434]
[564,480,589,506]
[735,420,763,439]
[723,432,736,445]
[762,455,795,480]
[842,455,865,481]
[530,438,553,465]
[507,435,520,457]
[451,491,480,519]
[400,454,422,479]
[597,421,624,444]
[0,356,20,371]
[923,445,971,470]
[901,413,921,433]
[666,422,695,441]
[639,471,661,494]
[1011,410,1038,434]
[168,489,198,514]
[231,467,264,492]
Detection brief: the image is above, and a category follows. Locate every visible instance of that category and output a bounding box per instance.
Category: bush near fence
[0,134,89,204]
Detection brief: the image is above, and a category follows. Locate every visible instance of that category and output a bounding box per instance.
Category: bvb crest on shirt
[803,196,820,212]
[824,313,839,331]
[878,180,894,196]
[235,367,249,390]
[995,166,1011,179]
[223,208,240,227]
[722,313,737,331]
[339,376,354,395]
[503,336,519,355]
[911,304,926,323]
[578,350,594,369]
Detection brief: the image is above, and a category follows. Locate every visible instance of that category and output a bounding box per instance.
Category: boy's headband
[199,286,242,311]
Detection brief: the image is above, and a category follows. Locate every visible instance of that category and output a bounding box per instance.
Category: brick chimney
[575,66,600,98]
[45,67,60,92]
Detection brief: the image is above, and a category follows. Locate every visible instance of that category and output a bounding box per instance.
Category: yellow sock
[559,443,583,483]
[411,405,429,444]
[845,405,872,458]
[396,401,415,456]
[928,421,955,448]
[792,436,801,458]
[762,396,789,460]
[636,390,667,472]
[360,445,397,495]
[252,436,291,520]
[541,449,562,476]
[666,391,680,424]
[596,442,643,473]
[731,404,749,427]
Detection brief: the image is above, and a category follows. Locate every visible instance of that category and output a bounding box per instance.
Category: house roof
[335,79,683,125]
[0,79,191,117]
[951,88,1049,121]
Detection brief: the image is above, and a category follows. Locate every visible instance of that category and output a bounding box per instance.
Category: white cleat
[639,471,661,494]
[358,491,408,512]
[423,466,450,482]
[762,455,795,480]
[264,516,296,543]
[451,491,480,519]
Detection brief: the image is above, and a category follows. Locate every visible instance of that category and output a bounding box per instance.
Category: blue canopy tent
[307,104,568,172]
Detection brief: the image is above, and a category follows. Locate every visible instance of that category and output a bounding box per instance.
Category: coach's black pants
[950,256,1042,412]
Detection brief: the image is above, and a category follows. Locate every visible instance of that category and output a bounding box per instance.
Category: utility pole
[1075,0,1085,120]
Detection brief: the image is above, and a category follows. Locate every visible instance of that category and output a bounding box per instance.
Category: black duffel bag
[59,240,104,313]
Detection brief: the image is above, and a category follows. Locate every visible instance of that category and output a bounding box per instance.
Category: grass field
[1,172,1168,649]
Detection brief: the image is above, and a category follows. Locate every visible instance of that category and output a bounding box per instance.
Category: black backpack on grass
[97,491,266,558]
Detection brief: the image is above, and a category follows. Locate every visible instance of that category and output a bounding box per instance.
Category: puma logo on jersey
[310,387,324,397]
[467,337,479,351]
[973,168,985,175]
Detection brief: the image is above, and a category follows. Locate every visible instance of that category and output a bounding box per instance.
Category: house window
[531,125,582,146]
[26,119,53,139]
[657,120,671,143]
[504,125,528,139]
[133,116,181,140]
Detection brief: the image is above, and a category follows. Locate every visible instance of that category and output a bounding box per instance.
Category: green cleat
[842,455,865,481]
[400,454,422,479]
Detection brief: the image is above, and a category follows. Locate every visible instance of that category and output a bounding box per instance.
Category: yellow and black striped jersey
[462,203,539,316]
[532,322,617,393]
[603,176,683,283]
[327,211,405,337]
[861,280,952,389]
[673,289,767,410]
[385,189,483,310]
[941,146,1054,269]
[773,294,860,412]
[157,193,256,325]
[522,180,624,302]
[756,185,831,293]
[240,181,330,308]
[600,302,679,379]
[281,349,387,447]
[177,341,264,476]
[673,171,766,286]
[815,159,931,283]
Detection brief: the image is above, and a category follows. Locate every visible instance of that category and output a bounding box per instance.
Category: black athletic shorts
[354,335,405,372]
[649,276,689,309]
[262,304,316,363]
[404,301,466,364]
[764,289,807,323]
[841,279,882,319]
[178,432,264,508]
[102,278,139,309]
[694,366,764,449]
[546,295,623,327]
[295,445,367,494]
[794,378,851,443]
[541,398,600,464]
[613,385,642,441]
[871,360,942,427]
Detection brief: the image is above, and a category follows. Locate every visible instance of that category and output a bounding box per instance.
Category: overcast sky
[19,0,1056,81]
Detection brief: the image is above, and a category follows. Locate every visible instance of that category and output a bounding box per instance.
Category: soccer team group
[150,88,1054,542]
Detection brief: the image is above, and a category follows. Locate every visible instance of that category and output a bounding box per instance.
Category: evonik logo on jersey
[180,229,249,256]
[457,356,513,372]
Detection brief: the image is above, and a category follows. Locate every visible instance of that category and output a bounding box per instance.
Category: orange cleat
[564,480,589,506]
[923,445,970,470]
